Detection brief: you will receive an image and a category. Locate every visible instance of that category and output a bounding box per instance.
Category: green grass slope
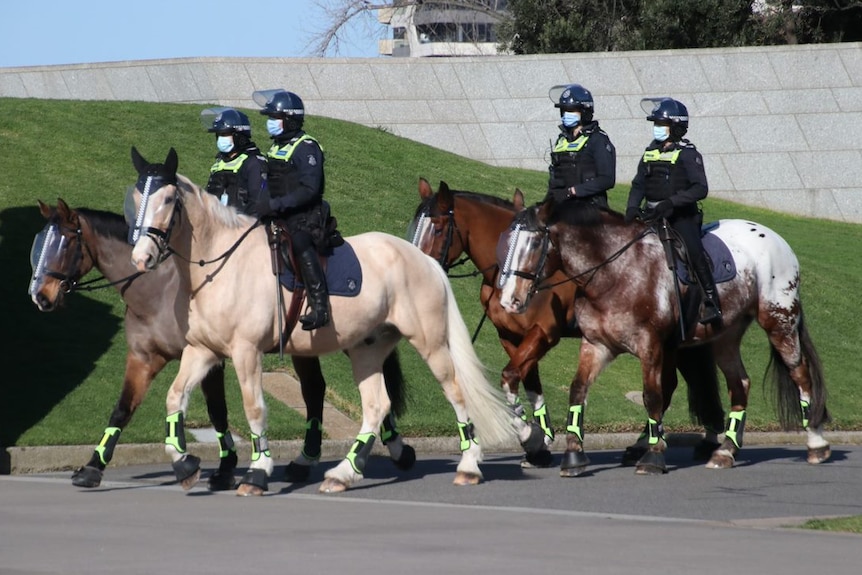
[2,97,860,448]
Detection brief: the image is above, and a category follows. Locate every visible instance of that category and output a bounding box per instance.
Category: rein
[436,210,497,279]
[533,226,653,293]
[168,217,264,268]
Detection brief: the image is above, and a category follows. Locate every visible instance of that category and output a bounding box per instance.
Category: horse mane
[455,191,515,210]
[176,173,254,229]
[76,208,129,242]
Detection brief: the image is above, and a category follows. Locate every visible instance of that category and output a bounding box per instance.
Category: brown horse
[410,180,726,473]
[125,147,515,495]
[28,199,409,489]
[496,198,830,475]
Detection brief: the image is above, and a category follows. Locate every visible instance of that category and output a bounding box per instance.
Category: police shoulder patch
[307,155,317,166]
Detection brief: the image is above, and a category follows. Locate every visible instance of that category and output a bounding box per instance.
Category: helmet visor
[200,107,232,132]
[252,89,283,110]
[641,97,672,119]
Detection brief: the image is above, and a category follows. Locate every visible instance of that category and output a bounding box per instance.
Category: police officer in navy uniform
[200,107,268,216]
[546,83,616,208]
[625,97,722,325]
[252,88,330,331]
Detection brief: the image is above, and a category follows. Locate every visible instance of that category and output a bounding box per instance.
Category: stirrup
[698,303,722,325]
[300,311,330,331]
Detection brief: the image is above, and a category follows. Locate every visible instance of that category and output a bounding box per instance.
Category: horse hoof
[621,445,646,467]
[519,422,546,454]
[319,477,349,493]
[180,468,202,490]
[284,462,312,483]
[236,483,265,497]
[634,450,667,475]
[207,469,236,491]
[692,440,721,462]
[559,466,588,478]
[705,449,735,469]
[453,472,481,486]
[807,445,831,464]
[393,444,416,471]
[521,449,554,468]
[71,466,103,488]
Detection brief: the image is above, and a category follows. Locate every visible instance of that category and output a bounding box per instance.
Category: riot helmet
[641,97,689,140]
[550,84,594,123]
[253,89,305,132]
[200,107,252,137]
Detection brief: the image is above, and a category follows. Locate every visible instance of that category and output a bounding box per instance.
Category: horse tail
[676,345,725,432]
[434,264,515,448]
[768,311,829,430]
[382,349,408,418]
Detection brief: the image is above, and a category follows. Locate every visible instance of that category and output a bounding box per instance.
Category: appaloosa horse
[29,200,409,488]
[410,179,726,471]
[125,147,515,495]
[496,198,830,475]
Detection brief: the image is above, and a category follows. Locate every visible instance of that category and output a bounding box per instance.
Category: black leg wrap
[392,444,416,471]
[239,468,268,491]
[520,421,546,455]
[71,465,104,488]
[347,433,376,474]
[302,418,323,461]
[560,450,590,476]
[380,414,399,445]
[521,449,554,469]
[635,450,668,475]
[171,454,201,483]
[207,450,238,491]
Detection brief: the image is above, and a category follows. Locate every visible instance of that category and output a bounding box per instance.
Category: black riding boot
[298,248,330,331]
[692,256,722,325]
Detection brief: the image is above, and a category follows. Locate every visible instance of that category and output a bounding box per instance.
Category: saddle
[266,221,363,339]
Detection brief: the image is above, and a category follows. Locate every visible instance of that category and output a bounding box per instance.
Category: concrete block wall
[2,43,861,223]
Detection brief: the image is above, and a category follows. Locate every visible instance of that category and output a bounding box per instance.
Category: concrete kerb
[6,431,862,475]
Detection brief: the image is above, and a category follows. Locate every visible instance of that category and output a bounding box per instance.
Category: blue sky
[1,1,384,68]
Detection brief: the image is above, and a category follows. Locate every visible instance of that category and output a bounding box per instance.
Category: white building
[377,1,508,57]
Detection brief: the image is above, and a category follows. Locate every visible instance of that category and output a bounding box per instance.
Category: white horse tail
[433,263,517,448]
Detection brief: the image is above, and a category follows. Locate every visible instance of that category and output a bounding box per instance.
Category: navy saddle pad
[279,241,362,297]
[676,222,737,285]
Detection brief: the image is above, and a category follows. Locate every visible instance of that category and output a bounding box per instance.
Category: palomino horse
[496,198,830,475]
[125,147,515,495]
[28,200,406,488]
[410,180,725,472]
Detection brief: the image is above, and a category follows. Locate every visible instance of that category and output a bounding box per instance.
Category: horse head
[29,198,88,311]
[496,198,559,313]
[409,178,464,270]
[127,147,180,272]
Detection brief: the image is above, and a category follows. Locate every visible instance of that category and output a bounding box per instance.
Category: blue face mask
[562,111,580,128]
[266,118,284,136]
[216,135,234,153]
[653,125,670,142]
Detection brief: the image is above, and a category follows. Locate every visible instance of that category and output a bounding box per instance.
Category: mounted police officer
[200,107,268,217]
[546,83,616,209]
[252,88,331,331]
[625,97,722,325]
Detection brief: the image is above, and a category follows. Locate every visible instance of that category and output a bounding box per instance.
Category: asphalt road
[2,444,861,575]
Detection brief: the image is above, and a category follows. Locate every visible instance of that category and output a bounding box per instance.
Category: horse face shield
[496,223,548,313]
[125,176,177,270]
[408,210,452,267]
[29,221,81,309]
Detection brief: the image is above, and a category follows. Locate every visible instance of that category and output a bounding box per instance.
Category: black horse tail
[676,345,726,432]
[770,311,829,430]
[383,349,409,418]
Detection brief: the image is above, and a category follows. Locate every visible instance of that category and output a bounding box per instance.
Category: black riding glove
[624,206,640,223]
[255,197,275,218]
[643,200,673,222]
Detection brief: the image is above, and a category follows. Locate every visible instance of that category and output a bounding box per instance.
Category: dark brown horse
[496,198,830,475]
[410,180,726,473]
[28,199,408,489]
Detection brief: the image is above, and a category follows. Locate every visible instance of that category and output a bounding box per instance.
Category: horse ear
[418,178,433,199]
[38,200,52,219]
[438,181,453,208]
[537,197,554,223]
[131,146,147,174]
[165,147,178,177]
[513,188,525,211]
[56,198,72,221]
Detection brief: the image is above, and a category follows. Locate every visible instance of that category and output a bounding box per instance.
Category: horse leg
[633,343,670,475]
[561,341,614,478]
[675,345,725,460]
[164,347,220,490]
[199,362,238,491]
[231,344,274,496]
[622,348,678,467]
[283,355,326,483]
[72,352,167,488]
[707,331,750,470]
[763,313,831,464]
[378,348,416,471]
[321,347,391,493]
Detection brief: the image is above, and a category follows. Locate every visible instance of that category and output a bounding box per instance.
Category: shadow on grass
[0,206,121,455]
